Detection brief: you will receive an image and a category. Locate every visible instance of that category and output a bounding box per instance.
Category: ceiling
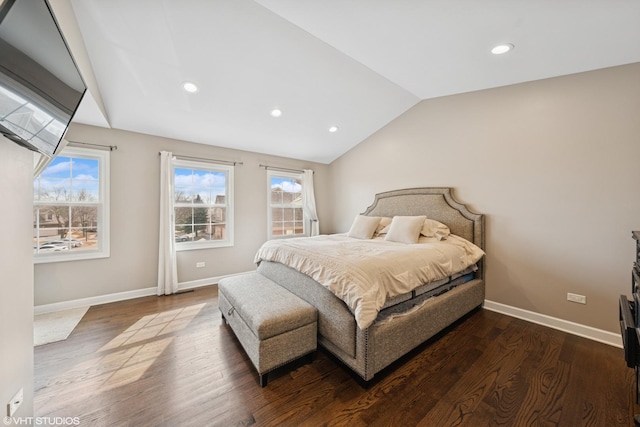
[68,0,640,164]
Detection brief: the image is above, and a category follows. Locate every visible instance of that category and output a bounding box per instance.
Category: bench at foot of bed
[218,273,318,387]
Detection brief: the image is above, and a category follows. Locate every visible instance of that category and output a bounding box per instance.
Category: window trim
[173,158,234,251]
[33,146,110,264]
[267,169,306,239]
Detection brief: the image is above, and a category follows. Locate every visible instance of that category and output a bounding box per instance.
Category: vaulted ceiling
[68,0,640,164]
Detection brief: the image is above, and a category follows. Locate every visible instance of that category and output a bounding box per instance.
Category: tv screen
[0,0,86,157]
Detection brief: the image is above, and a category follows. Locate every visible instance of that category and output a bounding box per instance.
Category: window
[173,159,233,250]
[267,170,305,238]
[33,146,110,263]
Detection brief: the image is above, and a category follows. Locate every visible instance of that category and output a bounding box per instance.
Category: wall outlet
[567,293,586,304]
[6,387,23,417]
[196,262,205,268]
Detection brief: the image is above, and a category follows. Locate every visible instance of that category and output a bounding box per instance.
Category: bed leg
[259,372,268,387]
[356,376,372,389]
[221,313,227,324]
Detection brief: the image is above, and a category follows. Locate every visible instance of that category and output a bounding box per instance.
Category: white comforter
[254,234,485,329]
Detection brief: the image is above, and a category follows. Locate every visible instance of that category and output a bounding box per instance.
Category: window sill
[34,250,110,264]
[176,241,234,251]
[268,234,308,240]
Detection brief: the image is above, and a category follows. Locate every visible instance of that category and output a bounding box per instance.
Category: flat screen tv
[0,0,86,157]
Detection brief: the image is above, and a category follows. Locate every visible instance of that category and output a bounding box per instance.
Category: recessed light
[182,81,199,93]
[491,43,514,55]
[329,126,339,133]
[270,109,282,118]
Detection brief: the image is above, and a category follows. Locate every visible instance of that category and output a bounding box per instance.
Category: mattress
[381,264,477,310]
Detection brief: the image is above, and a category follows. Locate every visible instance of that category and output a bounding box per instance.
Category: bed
[254,187,485,382]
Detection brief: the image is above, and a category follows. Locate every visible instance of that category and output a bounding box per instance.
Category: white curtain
[302,169,319,236]
[158,151,178,295]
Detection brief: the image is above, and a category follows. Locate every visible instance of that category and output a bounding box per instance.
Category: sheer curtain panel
[158,151,178,295]
[302,169,319,236]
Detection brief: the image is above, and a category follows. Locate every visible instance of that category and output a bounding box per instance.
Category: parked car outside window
[48,239,84,248]
[36,244,69,252]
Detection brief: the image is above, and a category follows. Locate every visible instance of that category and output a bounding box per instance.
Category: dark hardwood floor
[35,286,638,426]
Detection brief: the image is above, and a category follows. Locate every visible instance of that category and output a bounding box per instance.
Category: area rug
[34,306,90,346]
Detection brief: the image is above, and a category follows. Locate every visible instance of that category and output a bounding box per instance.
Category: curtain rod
[67,140,117,151]
[259,164,312,174]
[159,152,243,167]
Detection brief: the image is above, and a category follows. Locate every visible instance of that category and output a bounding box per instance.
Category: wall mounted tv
[0,0,86,157]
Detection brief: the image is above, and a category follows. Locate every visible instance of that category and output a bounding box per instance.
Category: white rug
[34,306,90,346]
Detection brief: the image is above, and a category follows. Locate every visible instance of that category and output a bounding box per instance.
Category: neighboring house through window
[173,159,233,250]
[267,170,305,238]
[33,146,110,263]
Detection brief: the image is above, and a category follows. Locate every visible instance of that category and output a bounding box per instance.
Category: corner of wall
[0,139,35,417]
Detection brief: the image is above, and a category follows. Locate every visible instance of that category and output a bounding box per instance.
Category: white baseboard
[483,300,622,348]
[35,278,620,349]
[34,270,256,315]
[177,270,256,291]
[34,287,157,315]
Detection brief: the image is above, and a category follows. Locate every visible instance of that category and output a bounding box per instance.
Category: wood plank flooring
[34,286,638,426]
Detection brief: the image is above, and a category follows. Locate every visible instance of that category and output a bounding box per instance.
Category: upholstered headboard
[362,187,485,278]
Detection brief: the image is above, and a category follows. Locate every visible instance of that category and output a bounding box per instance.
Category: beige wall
[328,63,640,333]
[0,138,34,416]
[34,125,330,305]
[32,63,640,334]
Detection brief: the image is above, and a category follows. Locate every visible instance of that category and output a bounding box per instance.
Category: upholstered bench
[218,273,318,387]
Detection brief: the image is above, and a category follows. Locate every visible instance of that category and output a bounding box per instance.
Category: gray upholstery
[218,273,317,385]
[259,261,484,381]
[256,187,486,382]
[220,273,317,340]
[257,261,357,358]
[370,279,484,373]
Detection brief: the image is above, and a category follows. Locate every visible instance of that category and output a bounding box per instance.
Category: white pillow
[421,219,451,240]
[384,216,426,244]
[347,215,381,239]
[375,217,392,236]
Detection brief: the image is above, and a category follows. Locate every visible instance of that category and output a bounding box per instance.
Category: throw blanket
[254,234,485,329]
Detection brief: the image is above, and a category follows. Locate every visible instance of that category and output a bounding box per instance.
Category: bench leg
[221,312,227,324]
[306,351,316,364]
[259,372,268,388]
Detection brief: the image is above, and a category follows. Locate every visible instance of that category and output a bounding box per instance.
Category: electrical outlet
[196,262,205,268]
[7,387,23,417]
[567,293,586,304]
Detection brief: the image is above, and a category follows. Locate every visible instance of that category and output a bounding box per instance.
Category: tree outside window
[33,146,109,262]
[267,170,305,238]
[173,160,233,249]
